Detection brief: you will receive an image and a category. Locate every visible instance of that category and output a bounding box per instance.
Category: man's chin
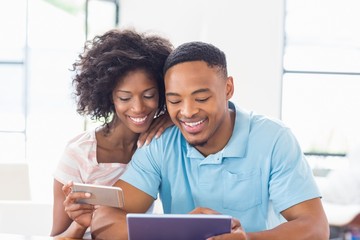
[187,138,208,148]
[180,129,208,147]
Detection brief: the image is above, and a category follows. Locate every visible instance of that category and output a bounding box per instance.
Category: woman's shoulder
[64,129,97,154]
[67,129,96,144]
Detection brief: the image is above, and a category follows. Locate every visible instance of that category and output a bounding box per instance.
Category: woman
[51,28,173,238]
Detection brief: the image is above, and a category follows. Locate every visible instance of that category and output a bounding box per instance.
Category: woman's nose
[131,97,145,113]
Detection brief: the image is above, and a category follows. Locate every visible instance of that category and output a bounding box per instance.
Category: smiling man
[90,41,329,240]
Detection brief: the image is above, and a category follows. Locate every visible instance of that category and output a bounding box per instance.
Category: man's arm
[192,198,328,240]
[246,198,329,240]
[90,180,154,240]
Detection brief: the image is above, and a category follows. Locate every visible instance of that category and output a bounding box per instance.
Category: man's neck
[195,108,235,157]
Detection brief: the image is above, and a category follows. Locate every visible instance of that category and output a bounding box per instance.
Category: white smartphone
[72,182,124,208]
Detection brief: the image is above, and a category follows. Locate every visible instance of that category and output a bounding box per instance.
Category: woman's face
[112,69,159,133]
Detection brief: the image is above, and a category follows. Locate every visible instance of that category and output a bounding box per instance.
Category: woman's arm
[50,180,91,238]
[51,179,72,236]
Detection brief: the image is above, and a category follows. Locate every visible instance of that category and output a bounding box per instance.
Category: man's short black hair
[163,41,227,78]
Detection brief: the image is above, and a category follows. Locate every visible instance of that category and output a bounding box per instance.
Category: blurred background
[0,0,360,237]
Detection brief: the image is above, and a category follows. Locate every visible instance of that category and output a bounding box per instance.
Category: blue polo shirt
[121,102,320,232]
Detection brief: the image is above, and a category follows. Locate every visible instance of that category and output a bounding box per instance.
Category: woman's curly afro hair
[72,28,173,125]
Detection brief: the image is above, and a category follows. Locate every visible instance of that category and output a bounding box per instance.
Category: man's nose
[180,100,198,118]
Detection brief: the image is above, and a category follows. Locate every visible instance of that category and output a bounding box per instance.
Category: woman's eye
[144,95,155,99]
[119,97,130,102]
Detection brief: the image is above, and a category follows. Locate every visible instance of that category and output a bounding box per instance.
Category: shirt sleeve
[269,128,321,214]
[120,140,163,199]
[53,145,83,184]
[53,132,92,184]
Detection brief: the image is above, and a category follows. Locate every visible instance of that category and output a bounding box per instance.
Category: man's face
[165,61,233,148]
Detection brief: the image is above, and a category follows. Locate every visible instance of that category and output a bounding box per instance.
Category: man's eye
[168,100,180,104]
[196,97,210,102]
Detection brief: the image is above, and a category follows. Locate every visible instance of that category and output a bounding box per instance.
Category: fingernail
[85,192,91,197]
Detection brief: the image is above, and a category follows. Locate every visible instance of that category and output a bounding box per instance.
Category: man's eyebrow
[192,88,210,95]
[165,92,179,97]
[166,88,210,97]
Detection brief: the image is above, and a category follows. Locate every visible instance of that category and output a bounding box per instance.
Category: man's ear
[225,76,234,100]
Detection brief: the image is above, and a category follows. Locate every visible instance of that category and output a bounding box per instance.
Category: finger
[137,132,149,148]
[68,209,94,221]
[65,202,95,211]
[153,114,174,138]
[207,231,247,240]
[138,111,174,147]
[74,212,93,222]
[62,181,74,196]
[66,207,94,216]
[189,207,220,215]
[64,203,94,220]
[231,218,241,231]
[143,129,159,145]
[64,192,91,207]
[138,122,162,147]
[153,126,165,139]
[69,191,92,201]
[138,112,174,147]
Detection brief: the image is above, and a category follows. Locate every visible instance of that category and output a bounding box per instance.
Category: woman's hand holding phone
[62,181,94,229]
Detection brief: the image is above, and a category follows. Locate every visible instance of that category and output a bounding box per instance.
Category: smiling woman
[51,28,173,239]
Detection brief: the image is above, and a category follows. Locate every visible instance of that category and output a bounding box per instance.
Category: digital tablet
[72,182,124,208]
[126,213,232,240]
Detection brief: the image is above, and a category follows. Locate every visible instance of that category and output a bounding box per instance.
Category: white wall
[119,0,285,118]
[0,201,52,236]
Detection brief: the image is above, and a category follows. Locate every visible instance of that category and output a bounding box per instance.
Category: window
[0,1,27,163]
[282,0,360,170]
[0,0,119,202]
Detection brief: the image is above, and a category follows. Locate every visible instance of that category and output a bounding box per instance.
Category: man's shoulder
[145,125,184,148]
[233,104,287,133]
[251,113,287,129]
[159,125,182,139]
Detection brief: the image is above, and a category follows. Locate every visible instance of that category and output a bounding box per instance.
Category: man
[90,41,329,239]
